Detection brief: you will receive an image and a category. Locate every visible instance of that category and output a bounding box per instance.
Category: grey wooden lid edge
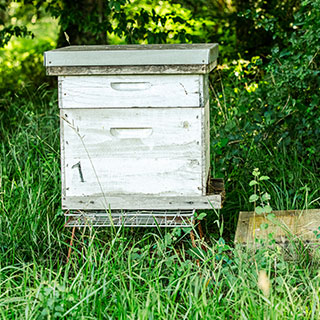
[44,43,219,67]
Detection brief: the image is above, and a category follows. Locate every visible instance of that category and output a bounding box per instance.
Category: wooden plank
[46,61,217,76]
[44,43,219,67]
[62,108,203,198]
[59,75,203,108]
[204,100,210,194]
[199,75,210,195]
[60,109,66,198]
[48,43,218,52]
[62,194,222,210]
[235,210,320,244]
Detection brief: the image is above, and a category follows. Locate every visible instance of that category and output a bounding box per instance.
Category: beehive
[44,44,223,226]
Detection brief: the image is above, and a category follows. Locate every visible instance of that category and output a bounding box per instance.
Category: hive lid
[44,43,218,67]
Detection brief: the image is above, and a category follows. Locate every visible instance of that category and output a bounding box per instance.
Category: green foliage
[208,0,320,237]
[211,0,320,182]
[0,35,55,93]
[0,1,36,46]
[0,23,33,46]
[263,0,320,158]
[234,0,301,58]
[0,89,319,317]
[45,0,202,45]
[0,1,35,47]
[249,168,273,215]
[157,0,237,60]
[112,1,197,44]
[0,3,57,93]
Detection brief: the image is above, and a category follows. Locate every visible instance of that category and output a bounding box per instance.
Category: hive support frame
[64,177,225,262]
[65,209,210,262]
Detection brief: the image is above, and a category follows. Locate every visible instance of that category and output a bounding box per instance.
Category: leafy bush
[210,0,320,232]
[211,0,320,172]
[0,5,57,94]
[234,0,301,58]
[0,36,55,93]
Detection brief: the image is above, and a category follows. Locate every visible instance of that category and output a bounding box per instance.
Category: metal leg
[67,226,76,262]
[197,220,207,252]
[190,220,200,267]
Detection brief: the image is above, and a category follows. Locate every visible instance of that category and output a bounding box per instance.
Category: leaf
[197,212,207,220]
[173,228,182,237]
[267,213,276,220]
[249,180,258,186]
[259,176,270,181]
[249,194,259,202]
[252,168,260,177]
[131,253,141,260]
[255,206,264,214]
[264,205,272,213]
[220,138,229,147]
[187,247,206,260]
[261,193,271,201]
[260,223,269,230]
[183,228,192,234]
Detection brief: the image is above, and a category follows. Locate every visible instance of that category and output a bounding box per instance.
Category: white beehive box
[44,44,223,225]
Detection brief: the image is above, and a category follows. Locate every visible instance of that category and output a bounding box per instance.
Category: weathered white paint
[205,101,210,189]
[44,43,219,67]
[59,75,203,108]
[61,108,204,199]
[62,194,222,210]
[47,44,221,213]
[199,101,211,194]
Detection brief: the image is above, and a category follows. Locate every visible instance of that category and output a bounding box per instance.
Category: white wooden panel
[62,194,222,210]
[59,75,201,108]
[61,108,203,199]
[204,100,210,193]
[198,75,211,195]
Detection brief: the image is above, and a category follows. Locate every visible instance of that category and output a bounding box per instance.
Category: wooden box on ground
[44,44,223,216]
[235,209,320,244]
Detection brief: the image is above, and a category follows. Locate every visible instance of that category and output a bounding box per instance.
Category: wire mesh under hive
[65,209,195,227]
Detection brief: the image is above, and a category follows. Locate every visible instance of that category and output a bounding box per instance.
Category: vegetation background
[0,0,319,318]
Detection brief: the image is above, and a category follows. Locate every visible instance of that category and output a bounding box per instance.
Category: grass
[1,86,320,319]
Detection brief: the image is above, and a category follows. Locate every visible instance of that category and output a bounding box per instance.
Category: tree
[0,1,34,47]
[233,0,301,58]
[0,0,197,48]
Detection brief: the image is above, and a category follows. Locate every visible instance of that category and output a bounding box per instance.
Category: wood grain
[62,108,204,198]
[62,194,222,210]
[199,74,210,195]
[47,61,217,76]
[235,210,320,244]
[59,75,203,108]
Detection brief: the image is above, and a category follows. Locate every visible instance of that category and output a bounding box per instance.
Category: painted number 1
[72,161,85,182]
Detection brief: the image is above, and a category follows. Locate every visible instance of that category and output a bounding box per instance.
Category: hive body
[45,44,222,213]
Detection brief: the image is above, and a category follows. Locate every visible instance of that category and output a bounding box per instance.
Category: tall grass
[1,88,320,318]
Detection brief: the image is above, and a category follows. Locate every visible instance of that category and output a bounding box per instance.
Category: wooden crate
[44,44,223,213]
[235,209,320,244]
